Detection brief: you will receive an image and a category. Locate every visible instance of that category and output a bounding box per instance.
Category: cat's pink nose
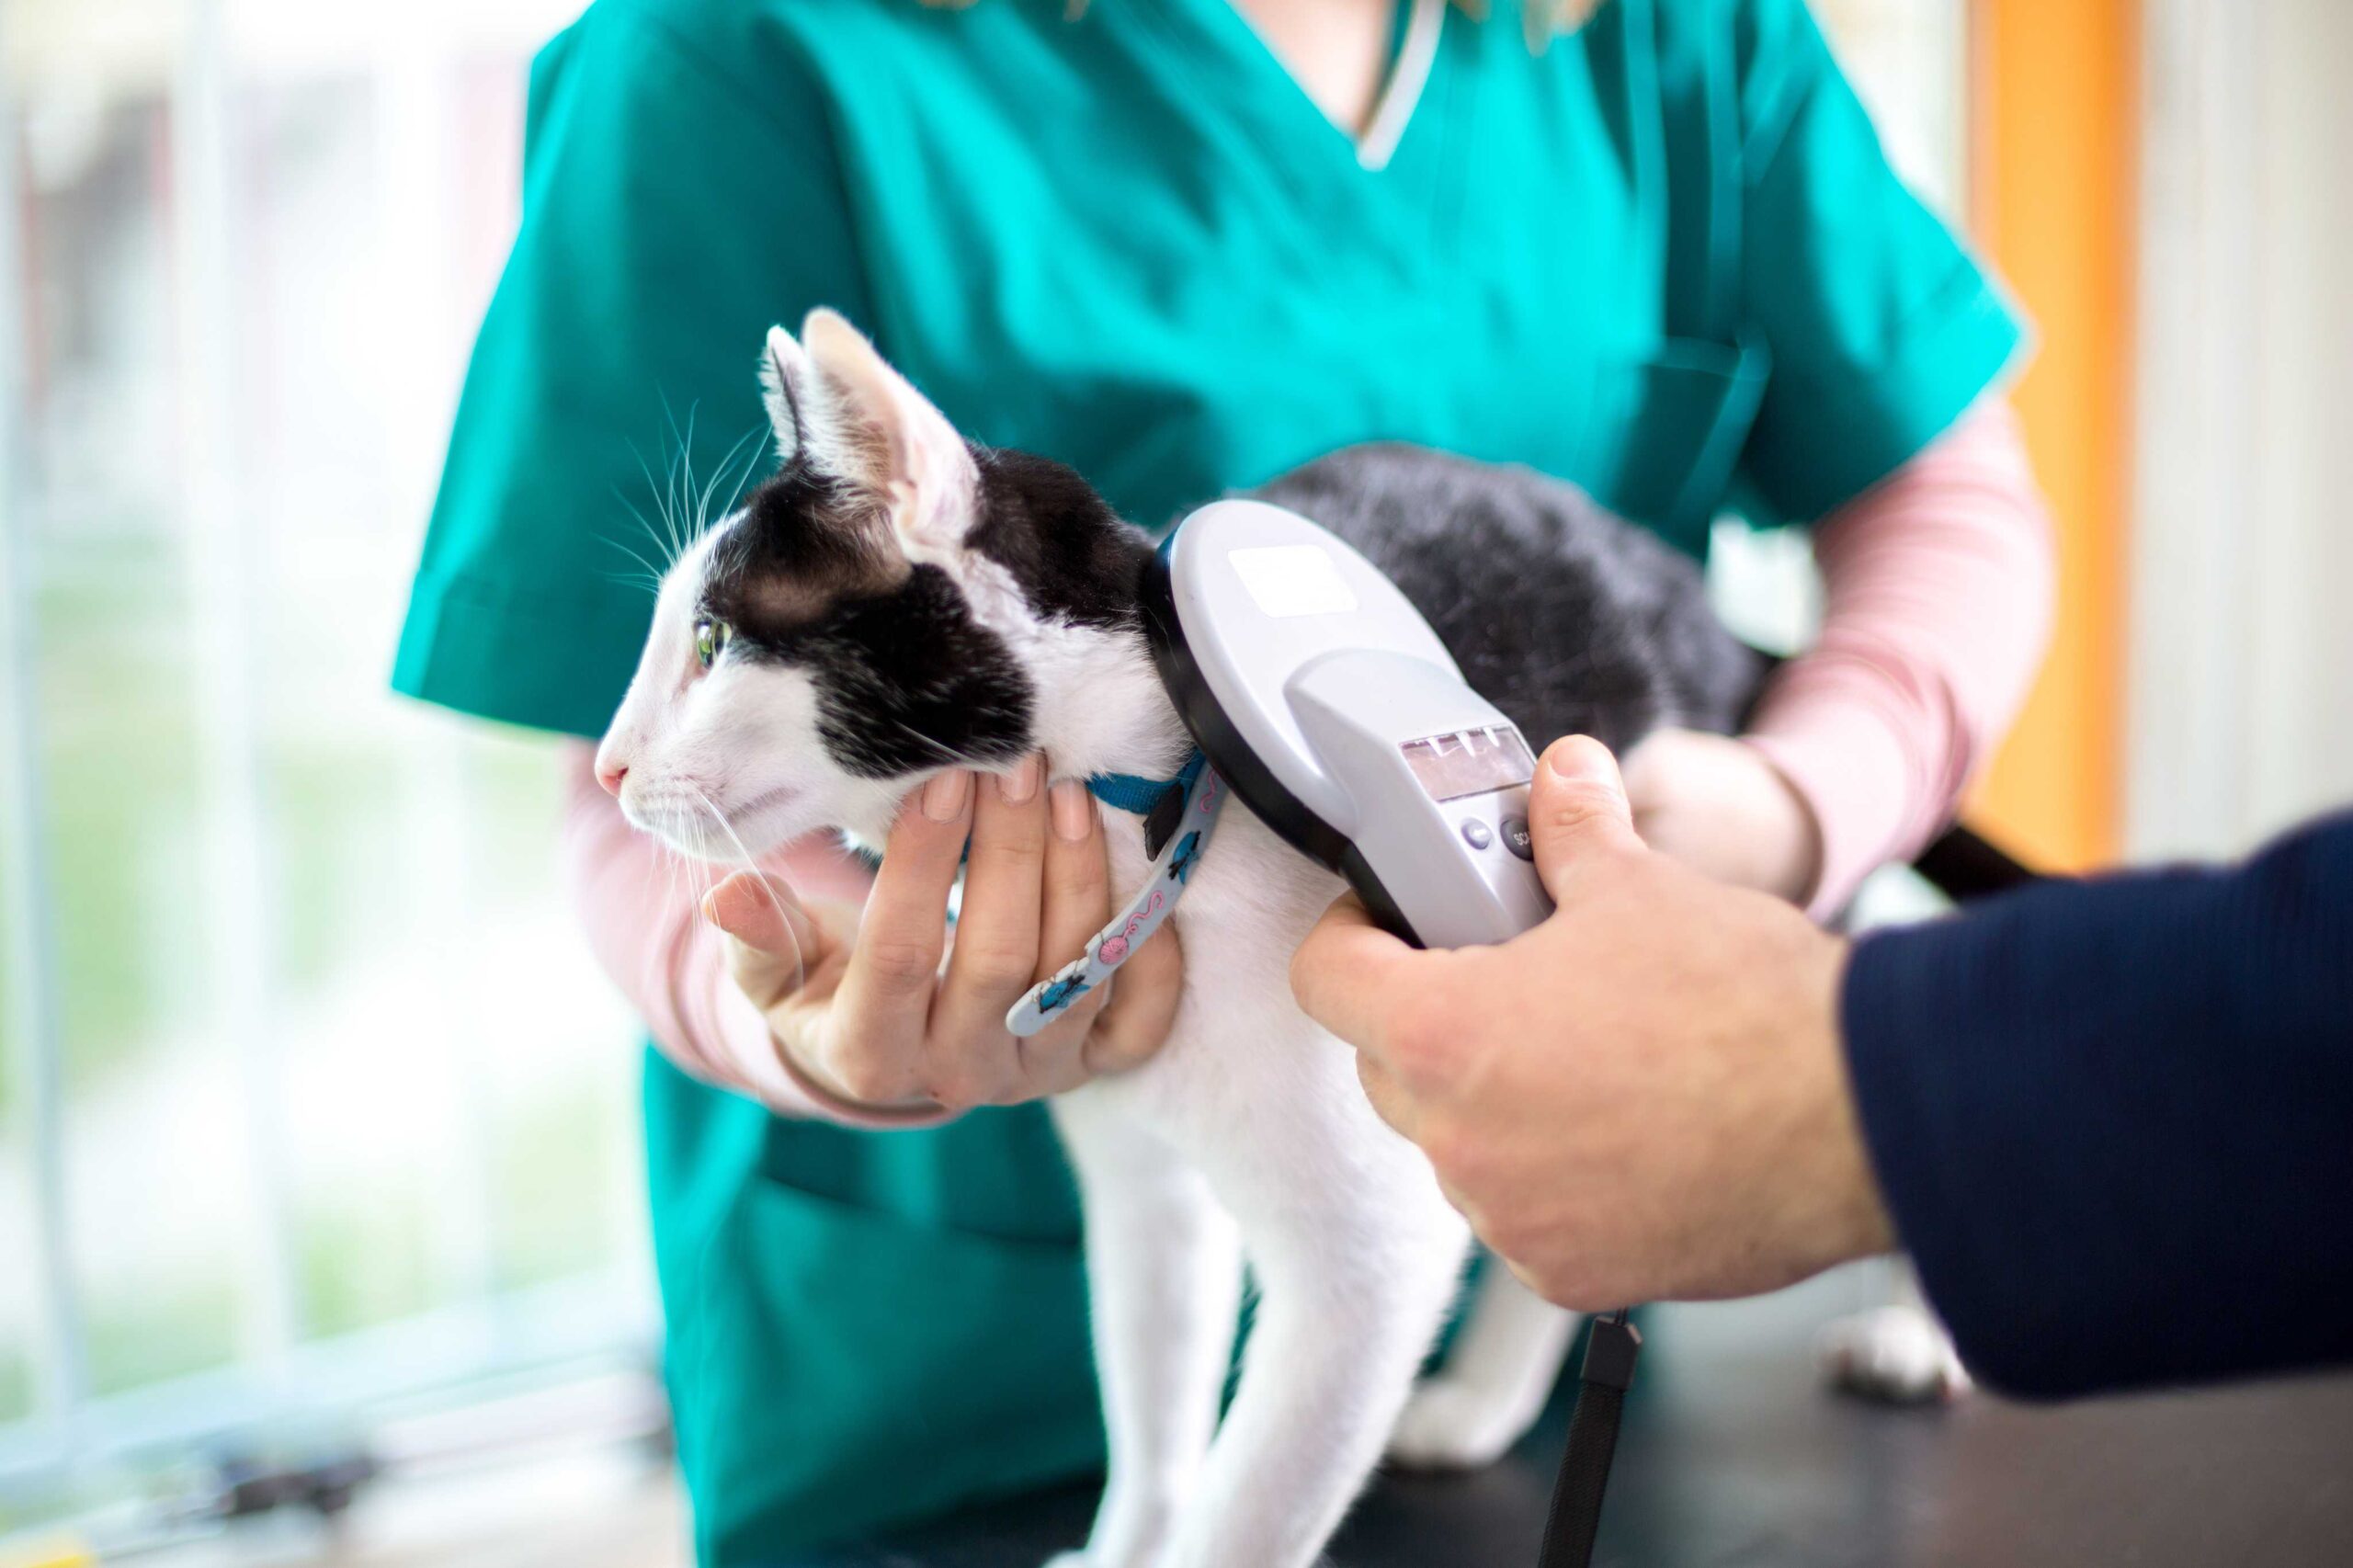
[597,758,629,796]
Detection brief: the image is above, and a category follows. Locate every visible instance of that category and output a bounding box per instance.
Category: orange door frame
[1967,0,2139,870]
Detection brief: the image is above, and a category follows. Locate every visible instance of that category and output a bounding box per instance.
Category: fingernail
[922,769,972,823]
[1543,735,1606,782]
[1051,778,1097,842]
[997,753,1042,804]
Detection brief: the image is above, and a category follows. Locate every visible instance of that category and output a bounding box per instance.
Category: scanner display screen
[1228,545,1359,619]
[1400,726,1537,802]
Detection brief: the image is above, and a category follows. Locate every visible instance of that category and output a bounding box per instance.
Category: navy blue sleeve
[1841,812,2353,1400]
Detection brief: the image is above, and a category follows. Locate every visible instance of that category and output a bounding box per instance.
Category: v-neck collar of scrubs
[1359,0,1447,169]
[1129,0,1466,278]
[1139,0,1449,176]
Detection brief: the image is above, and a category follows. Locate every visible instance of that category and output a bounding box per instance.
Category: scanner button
[1459,819,1493,851]
[1502,816,1534,860]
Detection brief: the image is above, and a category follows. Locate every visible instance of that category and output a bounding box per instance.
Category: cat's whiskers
[688,782,807,997]
[615,464,682,574]
[631,830,700,1010]
[666,435,692,565]
[712,424,768,528]
[611,414,772,592]
[685,835,718,931]
[627,439,688,570]
[694,425,767,540]
[660,398,701,569]
[597,533,670,598]
[876,714,977,772]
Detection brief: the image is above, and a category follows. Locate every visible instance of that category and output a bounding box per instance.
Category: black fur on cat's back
[1245,445,1767,750]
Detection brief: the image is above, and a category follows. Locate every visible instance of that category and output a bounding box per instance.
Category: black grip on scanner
[1538,1312,1641,1568]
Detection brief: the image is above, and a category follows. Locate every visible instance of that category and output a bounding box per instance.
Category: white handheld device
[1142,498,1554,948]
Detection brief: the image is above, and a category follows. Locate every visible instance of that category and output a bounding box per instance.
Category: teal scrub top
[392,0,2024,1557]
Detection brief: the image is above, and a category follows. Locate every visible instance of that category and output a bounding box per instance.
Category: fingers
[782,758,1197,1108]
[1036,777,1110,986]
[932,756,1051,1067]
[1288,892,1420,1054]
[827,771,972,1096]
[1020,774,1183,1095]
[1529,735,1643,903]
[1008,776,1124,1092]
[1082,917,1182,1078]
[705,869,816,1011]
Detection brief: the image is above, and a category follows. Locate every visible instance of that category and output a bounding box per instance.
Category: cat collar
[1004,750,1225,1037]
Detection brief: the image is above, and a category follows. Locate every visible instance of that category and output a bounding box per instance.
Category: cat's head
[595,310,1165,858]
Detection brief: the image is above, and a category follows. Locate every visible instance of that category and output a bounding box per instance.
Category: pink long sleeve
[1745,403,2056,917]
[559,745,950,1126]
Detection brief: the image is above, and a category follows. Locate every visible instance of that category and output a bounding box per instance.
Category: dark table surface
[796,1259,2353,1567]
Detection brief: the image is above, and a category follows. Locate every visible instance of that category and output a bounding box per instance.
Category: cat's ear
[798,307,980,555]
[759,324,811,468]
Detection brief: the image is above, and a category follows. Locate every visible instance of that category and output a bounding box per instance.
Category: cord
[1536,1308,1641,1568]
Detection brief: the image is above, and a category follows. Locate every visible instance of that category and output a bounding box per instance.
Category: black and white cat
[596,310,1759,1568]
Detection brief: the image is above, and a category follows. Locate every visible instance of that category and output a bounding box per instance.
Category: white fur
[804,308,981,562]
[759,325,811,469]
[1818,1265,1972,1405]
[1388,1267,1579,1470]
[595,528,908,855]
[598,320,1568,1567]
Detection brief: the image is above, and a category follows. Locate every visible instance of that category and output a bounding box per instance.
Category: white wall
[2131,0,2353,860]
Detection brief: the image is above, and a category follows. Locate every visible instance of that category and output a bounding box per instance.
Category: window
[1,0,649,1534]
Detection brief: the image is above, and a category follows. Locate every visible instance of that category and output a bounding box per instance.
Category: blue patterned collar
[1086,750,1207,822]
[1009,749,1225,1037]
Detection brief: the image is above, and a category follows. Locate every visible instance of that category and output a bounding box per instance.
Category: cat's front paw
[1817,1304,1972,1405]
[1041,1554,1094,1568]
[1385,1377,1534,1471]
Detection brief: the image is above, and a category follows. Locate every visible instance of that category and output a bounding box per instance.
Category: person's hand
[703,755,1183,1114]
[1620,727,1823,903]
[1290,736,1893,1311]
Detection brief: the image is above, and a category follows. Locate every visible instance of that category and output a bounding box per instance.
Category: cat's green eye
[694,618,733,669]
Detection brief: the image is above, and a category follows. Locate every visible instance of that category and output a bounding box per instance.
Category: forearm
[1841,812,2353,1398]
[558,742,915,1124]
[1746,403,2056,915]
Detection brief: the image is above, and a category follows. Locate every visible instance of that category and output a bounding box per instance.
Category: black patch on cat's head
[964,446,1151,630]
[702,464,887,620]
[691,439,1153,782]
[696,468,1033,779]
[792,563,1035,778]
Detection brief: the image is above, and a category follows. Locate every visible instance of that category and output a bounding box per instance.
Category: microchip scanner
[1142,498,1554,949]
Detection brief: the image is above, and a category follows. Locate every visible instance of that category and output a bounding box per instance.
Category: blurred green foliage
[85,1279,238,1398]
[5,549,628,1410]
[489,1083,626,1293]
[0,1347,29,1425]
[35,541,206,1096]
[298,1186,437,1341]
